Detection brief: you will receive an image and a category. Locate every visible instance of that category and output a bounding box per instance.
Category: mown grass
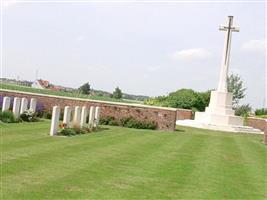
[0,83,142,104]
[255,115,267,119]
[1,121,267,199]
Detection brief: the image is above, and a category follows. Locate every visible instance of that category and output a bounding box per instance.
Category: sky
[1,0,266,108]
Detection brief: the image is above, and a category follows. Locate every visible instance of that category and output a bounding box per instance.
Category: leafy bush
[234,104,252,117]
[43,111,52,119]
[120,117,157,130]
[57,122,90,136]
[0,111,18,123]
[255,108,267,116]
[99,116,118,126]
[100,115,157,130]
[20,109,38,122]
[58,128,77,136]
[144,89,211,111]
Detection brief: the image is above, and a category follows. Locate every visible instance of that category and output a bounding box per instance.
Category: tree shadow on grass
[94,127,110,133]
[175,128,185,132]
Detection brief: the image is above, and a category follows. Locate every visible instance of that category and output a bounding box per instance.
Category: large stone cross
[217,16,239,92]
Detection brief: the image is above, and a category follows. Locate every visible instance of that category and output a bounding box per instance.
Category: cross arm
[219,25,228,31]
[232,27,240,32]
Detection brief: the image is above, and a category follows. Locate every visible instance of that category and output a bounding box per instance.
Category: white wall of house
[31,80,45,89]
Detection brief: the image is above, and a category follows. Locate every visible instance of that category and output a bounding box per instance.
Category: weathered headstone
[2,96,11,112]
[20,97,28,114]
[94,106,100,127]
[80,106,88,127]
[63,106,71,127]
[50,106,60,136]
[73,106,81,124]
[12,97,21,118]
[88,106,95,128]
[30,98,37,112]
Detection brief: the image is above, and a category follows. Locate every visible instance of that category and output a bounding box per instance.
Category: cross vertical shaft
[217,16,239,92]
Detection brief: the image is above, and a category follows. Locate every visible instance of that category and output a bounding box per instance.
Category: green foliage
[43,111,52,119]
[112,87,122,99]
[20,109,38,122]
[120,117,157,130]
[100,116,157,130]
[58,128,77,136]
[234,104,252,117]
[0,111,17,123]
[227,73,246,107]
[255,108,267,116]
[144,89,211,111]
[58,123,90,136]
[78,82,91,95]
[99,116,118,126]
[197,90,211,111]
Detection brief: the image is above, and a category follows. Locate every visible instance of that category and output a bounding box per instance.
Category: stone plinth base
[176,91,263,134]
[176,119,263,134]
[195,111,243,126]
[194,90,243,126]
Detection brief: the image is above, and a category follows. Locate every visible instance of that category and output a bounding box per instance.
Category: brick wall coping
[0,89,177,111]
[175,108,192,112]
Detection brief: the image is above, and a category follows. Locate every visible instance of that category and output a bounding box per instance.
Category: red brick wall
[247,117,267,144]
[176,109,193,120]
[0,89,178,131]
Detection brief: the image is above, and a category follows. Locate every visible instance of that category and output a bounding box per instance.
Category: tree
[234,104,252,117]
[197,90,211,111]
[227,73,246,107]
[78,82,90,95]
[113,87,122,99]
[144,89,210,111]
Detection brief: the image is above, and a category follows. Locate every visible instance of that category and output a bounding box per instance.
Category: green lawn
[1,121,267,199]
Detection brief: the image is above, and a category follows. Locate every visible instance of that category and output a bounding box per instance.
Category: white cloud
[77,35,86,41]
[170,48,211,62]
[241,39,266,54]
[2,0,17,9]
[147,65,161,72]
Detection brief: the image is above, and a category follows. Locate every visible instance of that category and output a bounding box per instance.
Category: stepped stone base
[176,119,263,134]
[176,91,263,134]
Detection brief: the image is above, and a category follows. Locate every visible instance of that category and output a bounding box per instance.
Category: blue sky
[1,1,266,108]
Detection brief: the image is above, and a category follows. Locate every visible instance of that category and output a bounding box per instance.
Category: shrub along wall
[0,89,179,131]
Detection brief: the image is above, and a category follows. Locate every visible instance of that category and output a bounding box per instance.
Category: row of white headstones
[1,96,37,117]
[50,105,101,136]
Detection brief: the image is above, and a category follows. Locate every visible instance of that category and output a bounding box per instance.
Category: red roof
[38,79,49,88]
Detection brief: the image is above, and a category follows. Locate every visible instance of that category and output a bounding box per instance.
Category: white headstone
[94,106,100,127]
[20,97,28,114]
[80,106,88,127]
[50,106,60,136]
[88,106,95,128]
[73,106,81,124]
[12,97,21,118]
[63,106,71,127]
[2,96,11,112]
[29,98,37,112]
